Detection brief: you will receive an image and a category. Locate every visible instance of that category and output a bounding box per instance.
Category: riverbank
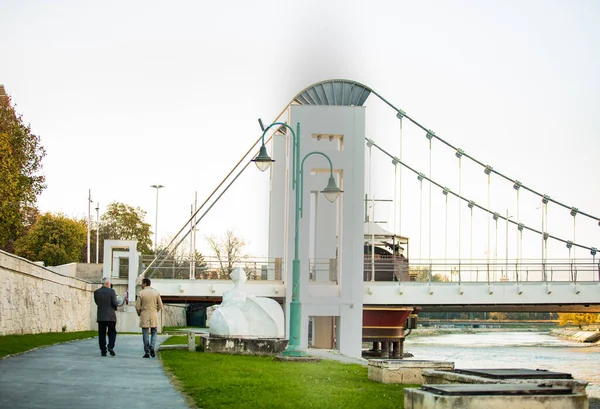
[551,328,600,343]
[408,326,552,338]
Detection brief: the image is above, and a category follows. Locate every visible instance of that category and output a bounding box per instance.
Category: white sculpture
[209,267,284,338]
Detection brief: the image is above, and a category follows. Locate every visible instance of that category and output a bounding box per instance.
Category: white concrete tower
[268,80,368,358]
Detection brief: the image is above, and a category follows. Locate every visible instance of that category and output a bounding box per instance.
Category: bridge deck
[125,279,600,312]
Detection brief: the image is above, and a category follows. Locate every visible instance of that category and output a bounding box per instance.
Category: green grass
[163,326,206,332]
[161,335,189,345]
[161,350,414,408]
[0,331,96,358]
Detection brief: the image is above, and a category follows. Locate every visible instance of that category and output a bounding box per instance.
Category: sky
[1,0,599,266]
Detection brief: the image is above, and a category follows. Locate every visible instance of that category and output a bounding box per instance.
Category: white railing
[309,258,338,283]
[402,258,600,283]
[137,255,283,281]
[136,254,599,284]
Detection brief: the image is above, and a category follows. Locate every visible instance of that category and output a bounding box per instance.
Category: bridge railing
[133,254,598,284]
[308,258,341,283]
[136,255,284,280]
[403,259,600,283]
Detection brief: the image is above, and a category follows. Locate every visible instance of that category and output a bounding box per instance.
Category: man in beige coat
[136,278,163,358]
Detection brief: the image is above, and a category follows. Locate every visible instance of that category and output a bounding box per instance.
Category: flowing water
[404,331,600,398]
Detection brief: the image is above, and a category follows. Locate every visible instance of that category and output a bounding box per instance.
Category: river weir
[403,331,600,401]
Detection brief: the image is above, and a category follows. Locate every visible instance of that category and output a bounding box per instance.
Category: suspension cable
[368,89,600,224]
[397,112,404,240]
[366,137,597,252]
[418,173,424,261]
[427,131,433,262]
[457,151,463,273]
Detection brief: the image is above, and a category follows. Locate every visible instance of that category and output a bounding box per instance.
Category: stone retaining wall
[551,328,600,343]
[161,304,187,328]
[0,251,188,335]
[0,250,96,335]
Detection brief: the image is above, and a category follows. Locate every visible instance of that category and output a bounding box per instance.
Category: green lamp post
[253,121,342,356]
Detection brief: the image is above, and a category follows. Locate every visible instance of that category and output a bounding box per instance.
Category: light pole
[87,189,92,263]
[151,185,165,253]
[253,121,342,357]
[95,202,100,263]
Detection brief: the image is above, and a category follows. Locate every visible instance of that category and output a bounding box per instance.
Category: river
[404,331,600,398]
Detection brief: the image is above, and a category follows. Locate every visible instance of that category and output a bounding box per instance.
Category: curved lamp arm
[299,151,342,217]
[254,122,300,190]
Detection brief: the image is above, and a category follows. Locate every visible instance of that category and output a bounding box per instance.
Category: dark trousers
[98,321,117,353]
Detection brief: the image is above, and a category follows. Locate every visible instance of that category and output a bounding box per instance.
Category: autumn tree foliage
[558,313,599,329]
[14,213,87,266]
[0,90,46,252]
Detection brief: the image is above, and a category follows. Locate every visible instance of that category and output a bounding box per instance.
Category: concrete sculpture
[209,267,284,338]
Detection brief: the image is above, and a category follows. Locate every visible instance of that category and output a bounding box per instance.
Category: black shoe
[101,352,107,357]
[143,354,150,358]
[150,348,155,358]
[108,348,115,356]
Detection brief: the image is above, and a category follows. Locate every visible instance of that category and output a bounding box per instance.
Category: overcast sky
[2,0,599,266]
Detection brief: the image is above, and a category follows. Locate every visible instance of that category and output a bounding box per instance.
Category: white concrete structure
[102,240,139,304]
[102,240,142,332]
[209,267,284,337]
[268,105,366,357]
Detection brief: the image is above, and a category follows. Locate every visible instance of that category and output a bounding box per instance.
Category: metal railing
[130,254,599,284]
[364,255,409,282]
[309,258,338,283]
[135,255,283,281]
[395,258,600,284]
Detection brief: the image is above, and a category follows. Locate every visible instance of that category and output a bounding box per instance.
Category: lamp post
[151,185,165,253]
[95,202,100,263]
[253,121,342,357]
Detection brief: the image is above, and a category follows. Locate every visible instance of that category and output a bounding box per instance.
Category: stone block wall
[0,250,95,335]
[161,304,187,328]
[0,251,188,335]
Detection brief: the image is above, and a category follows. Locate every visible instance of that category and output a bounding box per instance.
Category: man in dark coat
[94,277,118,356]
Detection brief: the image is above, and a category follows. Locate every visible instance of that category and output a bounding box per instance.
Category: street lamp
[254,121,342,357]
[95,202,100,263]
[151,184,165,253]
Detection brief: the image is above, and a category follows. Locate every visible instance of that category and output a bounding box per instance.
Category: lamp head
[252,145,274,171]
[321,175,342,203]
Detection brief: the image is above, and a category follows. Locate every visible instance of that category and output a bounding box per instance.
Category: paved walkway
[0,335,191,409]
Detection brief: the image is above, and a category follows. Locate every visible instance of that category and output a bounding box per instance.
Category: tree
[558,313,599,329]
[192,250,209,279]
[489,312,508,321]
[14,213,87,266]
[411,266,447,282]
[0,92,46,252]
[98,202,153,258]
[206,230,247,278]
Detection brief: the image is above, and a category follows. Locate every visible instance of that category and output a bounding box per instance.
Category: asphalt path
[0,334,191,409]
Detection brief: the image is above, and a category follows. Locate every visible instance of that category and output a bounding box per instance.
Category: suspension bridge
[128,79,599,314]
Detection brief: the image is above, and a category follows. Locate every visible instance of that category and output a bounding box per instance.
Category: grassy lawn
[0,331,96,358]
[163,326,206,332]
[161,335,190,346]
[161,350,413,408]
